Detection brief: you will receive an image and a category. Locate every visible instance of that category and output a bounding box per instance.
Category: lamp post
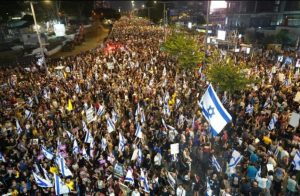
[29,1,48,75]
[157,1,173,40]
[204,0,210,54]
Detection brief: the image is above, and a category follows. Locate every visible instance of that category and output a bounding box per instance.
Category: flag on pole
[107,117,115,133]
[205,177,212,196]
[24,109,32,120]
[41,166,51,181]
[90,141,94,158]
[135,123,143,138]
[54,174,70,195]
[27,97,33,107]
[167,172,176,190]
[292,150,300,171]
[245,104,254,115]
[198,84,232,136]
[162,118,168,130]
[65,130,74,141]
[118,132,126,152]
[82,146,89,160]
[32,172,53,188]
[140,169,150,193]
[55,155,73,177]
[212,155,222,172]
[141,110,146,124]
[101,137,107,151]
[163,104,171,117]
[97,105,105,116]
[66,99,73,112]
[124,168,134,185]
[228,150,243,168]
[41,146,54,160]
[111,110,118,124]
[73,140,79,155]
[135,103,141,117]
[82,120,88,132]
[16,119,23,134]
[268,114,277,130]
[136,148,143,167]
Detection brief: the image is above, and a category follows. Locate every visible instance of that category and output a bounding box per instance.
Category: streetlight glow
[154,1,157,4]
[142,4,145,8]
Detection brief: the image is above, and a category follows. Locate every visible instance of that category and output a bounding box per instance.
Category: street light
[28,1,48,75]
[142,4,145,8]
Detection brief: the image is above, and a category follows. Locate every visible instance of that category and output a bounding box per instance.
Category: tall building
[226,0,300,29]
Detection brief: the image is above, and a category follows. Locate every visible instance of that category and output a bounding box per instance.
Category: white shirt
[131,190,140,196]
[154,153,162,166]
[176,187,186,196]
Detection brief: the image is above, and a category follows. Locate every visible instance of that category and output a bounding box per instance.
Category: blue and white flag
[228,150,243,168]
[97,105,105,116]
[41,146,54,160]
[73,140,79,155]
[167,172,176,190]
[65,130,74,141]
[212,155,222,172]
[245,104,254,115]
[82,120,88,132]
[141,110,146,124]
[124,168,134,185]
[198,85,232,136]
[268,114,277,130]
[41,166,51,181]
[33,172,53,188]
[135,103,141,117]
[205,177,212,196]
[140,169,150,193]
[84,130,93,144]
[292,150,300,171]
[0,152,5,162]
[162,118,168,130]
[24,109,32,120]
[112,110,118,124]
[43,89,50,100]
[82,146,89,160]
[263,97,271,109]
[101,137,107,151]
[55,155,73,177]
[163,103,171,117]
[54,174,70,195]
[137,148,143,167]
[107,117,115,133]
[27,97,33,107]
[175,98,181,109]
[283,78,289,86]
[135,122,143,138]
[75,83,81,94]
[16,119,23,134]
[118,132,126,152]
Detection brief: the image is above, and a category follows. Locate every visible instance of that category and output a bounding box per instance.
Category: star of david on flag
[198,84,232,136]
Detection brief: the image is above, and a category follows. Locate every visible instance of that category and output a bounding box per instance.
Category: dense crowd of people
[0,16,300,196]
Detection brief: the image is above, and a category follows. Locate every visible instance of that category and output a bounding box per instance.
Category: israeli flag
[136,148,143,167]
[75,83,81,94]
[212,155,222,172]
[41,166,51,181]
[283,78,289,86]
[135,103,141,117]
[140,169,150,193]
[198,85,232,136]
[101,137,107,151]
[164,91,170,103]
[54,174,70,195]
[73,140,79,155]
[33,172,53,188]
[24,109,32,120]
[82,146,89,160]
[163,104,171,117]
[205,178,213,196]
[65,130,74,141]
[84,130,93,144]
[228,150,243,168]
[141,110,146,124]
[27,97,33,107]
[41,146,54,160]
[55,155,73,177]
[162,118,168,130]
[135,122,143,138]
[16,119,23,134]
[175,98,181,109]
[0,152,5,162]
[124,168,134,185]
[82,120,88,132]
[167,172,176,190]
[268,115,277,130]
[97,105,105,116]
[112,110,118,124]
[118,132,126,152]
[43,89,50,100]
[107,117,115,133]
[263,97,271,109]
[292,151,300,171]
[245,104,254,115]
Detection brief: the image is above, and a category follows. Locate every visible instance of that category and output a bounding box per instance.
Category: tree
[205,50,258,94]
[161,31,204,71]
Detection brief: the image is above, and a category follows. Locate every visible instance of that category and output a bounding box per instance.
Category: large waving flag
[73,140,79,155]
[33,172,53,188]
[16,119,23,134]
[41,146,54,160]
[212,155,222,172]
[107,117,115,133]
[292,150,300,171]
[55,155,73,177]
[54,174,70,195]
[124,168,134,185]
[228,150,243,168]
[118,132,126,152]
[198,84,232,136]
[135,122,143,138]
